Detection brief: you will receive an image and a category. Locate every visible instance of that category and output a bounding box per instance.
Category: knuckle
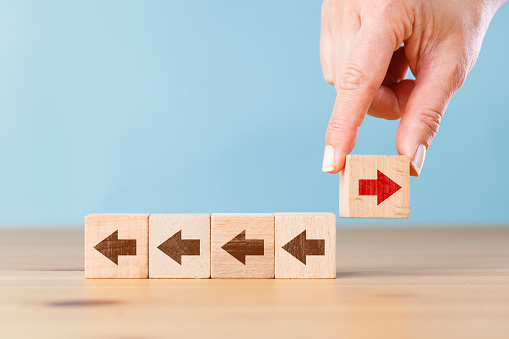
[327,115,356,135]
[417,107,442,140]
[327,118,345,134]
[451,59,469,90]
[337,63,377,93]
[322,0,336,15]
[435,58,469,94]
[324,74,335,85]
[378,0,401,20]
[365,0,415,45]
[375,0,415,20]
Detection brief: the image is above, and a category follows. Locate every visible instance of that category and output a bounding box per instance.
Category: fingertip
[397,138,426,177]
[410,144,426,177]
[321,145,346,174]
[324,74,334,86]
[332,152,347,174]
[322,145,335,173]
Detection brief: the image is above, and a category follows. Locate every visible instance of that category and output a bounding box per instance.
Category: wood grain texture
[340,155,410,218]
[85,213,149,278]
[1,226,509,339]
[211,213,274,278]
[149,214,210,278]
[275,213,336,278]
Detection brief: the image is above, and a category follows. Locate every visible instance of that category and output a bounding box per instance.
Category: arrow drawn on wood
[359,170,402,205]
[157,230,200,265]
[221,230,264,265]
[94,230,136,265]
[282,230,325,265]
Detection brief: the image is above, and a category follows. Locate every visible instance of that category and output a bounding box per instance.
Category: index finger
[323,26,400,173]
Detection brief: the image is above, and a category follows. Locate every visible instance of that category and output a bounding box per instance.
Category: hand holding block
[339,155,409,218]
[211,213,274,278]
[149,214,210,278]
[275,213,336,278]
[85,213,149,278]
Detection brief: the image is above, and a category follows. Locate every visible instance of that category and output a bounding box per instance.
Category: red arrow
[359,170,402,205]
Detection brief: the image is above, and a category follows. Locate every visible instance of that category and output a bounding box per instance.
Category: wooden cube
[85,213,149,278]
[339,155,410,218]
[211,213,274,278]
[149,214,210,278]
[274,213,336,279]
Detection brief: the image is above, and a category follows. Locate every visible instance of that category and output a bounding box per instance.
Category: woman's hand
[320,0,505,176]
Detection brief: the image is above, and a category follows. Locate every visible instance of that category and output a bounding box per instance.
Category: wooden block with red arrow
[85,213,149,278]
[149,214,210,278]
[211,213,275,278]
[275,213,336,278]
[339,155,410,218]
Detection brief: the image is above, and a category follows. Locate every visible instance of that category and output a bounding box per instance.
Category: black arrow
[221,230,264,265]
[157,230,200,265]
[282,230,325,265]
[94,230,137,265]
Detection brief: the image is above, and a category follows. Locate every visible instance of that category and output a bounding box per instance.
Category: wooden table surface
[1,227,508,339]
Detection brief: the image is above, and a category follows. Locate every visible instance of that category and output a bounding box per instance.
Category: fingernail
[322,145,335,172]
[410,144,426,177]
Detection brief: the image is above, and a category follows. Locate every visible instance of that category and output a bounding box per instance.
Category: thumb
[396,55,467,176]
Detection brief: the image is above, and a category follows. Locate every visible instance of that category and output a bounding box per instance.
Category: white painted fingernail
[322,145,335,172]
[411,144,426,176]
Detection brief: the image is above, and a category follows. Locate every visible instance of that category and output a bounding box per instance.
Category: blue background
[0,1,507,227]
